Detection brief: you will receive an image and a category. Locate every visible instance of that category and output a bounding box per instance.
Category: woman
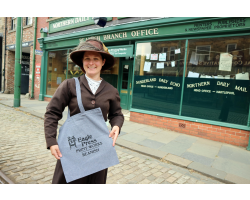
[44,37,124,184]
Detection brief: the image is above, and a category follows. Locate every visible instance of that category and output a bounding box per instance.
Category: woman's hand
[109,125,120,146]
[50,145,62,160]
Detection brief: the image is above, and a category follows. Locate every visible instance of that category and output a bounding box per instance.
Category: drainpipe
[31,17,37,99]
[2,17,7,93]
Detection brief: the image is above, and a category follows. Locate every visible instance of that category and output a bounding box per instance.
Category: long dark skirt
[52,159,108,184]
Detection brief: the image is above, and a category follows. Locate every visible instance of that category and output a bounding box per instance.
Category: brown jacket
[44,75,124,149]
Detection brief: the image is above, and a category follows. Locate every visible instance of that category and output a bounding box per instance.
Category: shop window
[25,17,32,26]
[46,50,67,96]
[182,36,250,126]
[196,45,211,62]
[11,17,17,30]
[132,40,186,115]
[101,57,119,88]
[67,50,84,79]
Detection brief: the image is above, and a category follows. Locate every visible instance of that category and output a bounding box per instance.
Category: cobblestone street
[0,104,223,184]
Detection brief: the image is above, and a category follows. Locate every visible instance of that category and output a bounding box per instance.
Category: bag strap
[67,77,85,119]
[74,77,85,113]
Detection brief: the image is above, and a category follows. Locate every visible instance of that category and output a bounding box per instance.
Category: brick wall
[130,111,250,148]
[3,17,36,93]
[1,17,5,91]
[34,17,49,100]
[5,50,15,93]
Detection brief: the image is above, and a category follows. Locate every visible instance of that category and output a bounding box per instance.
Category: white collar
[85,74,102,84]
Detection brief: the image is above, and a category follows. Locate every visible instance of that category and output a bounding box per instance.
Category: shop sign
[6,41,33,50]
[134,76,182,91]
[107,45,134,57]
[134,75,250,97]
[185,18,247,32]
[35,50,43,56]
[185,79,249,97]
[45,17,250,49]
[49,17,112,33]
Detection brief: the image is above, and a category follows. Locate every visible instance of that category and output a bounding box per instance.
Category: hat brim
[70,50,115,71]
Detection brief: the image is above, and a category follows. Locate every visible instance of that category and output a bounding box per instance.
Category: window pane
[46,50,67,96]
[67,50,83,79]
[182,36,250,126]
[101,57,119,88]
[132,40,185,115]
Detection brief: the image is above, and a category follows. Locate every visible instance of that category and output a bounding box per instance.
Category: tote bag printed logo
[68,135,103,157]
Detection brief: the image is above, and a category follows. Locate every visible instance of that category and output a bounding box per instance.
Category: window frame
[11,17,17,30]
[227,43,237,52]
[195,45,211,61]
[25,17,32,26]
[170,46,176,61]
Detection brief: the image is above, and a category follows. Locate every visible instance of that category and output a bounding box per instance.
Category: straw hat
[69,37,115,71]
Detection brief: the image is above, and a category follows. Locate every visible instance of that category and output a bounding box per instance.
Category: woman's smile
[83,51,106,79]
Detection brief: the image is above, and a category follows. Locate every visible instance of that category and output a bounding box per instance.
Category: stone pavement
[0,93,250,184]
[0,103,222,184]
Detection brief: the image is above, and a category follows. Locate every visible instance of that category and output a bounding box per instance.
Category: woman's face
[83,51,106,77]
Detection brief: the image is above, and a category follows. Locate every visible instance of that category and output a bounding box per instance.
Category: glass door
[119,60,133,110]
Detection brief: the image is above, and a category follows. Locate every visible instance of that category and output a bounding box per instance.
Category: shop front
[38,17,250,149]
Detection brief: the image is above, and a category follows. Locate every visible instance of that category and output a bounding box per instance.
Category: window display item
[175,48,181,54]
[188,71,199,78]
[150,54,158,60]
[219,53,233,71]
[156,62,164,69]
[144,62,151,71]
[159,53,166,61]
[236,72,249,80]
[171,61,175,67]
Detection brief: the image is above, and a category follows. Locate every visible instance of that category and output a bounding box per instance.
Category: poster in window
[144,62,151,72]
[57,77,62,84]
[190,52,198,65]
[146,54,150,59]
[219,53,233,72]
[159,53,166,61]
[175,49,181,54]
[49,52,56,58]
[156,62,164,69]
[236,73,249,80]
[171,61,175,67]
[150,54,158,60]
[188,71,199,78]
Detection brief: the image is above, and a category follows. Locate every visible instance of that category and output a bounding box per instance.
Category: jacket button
[91,100,95,105]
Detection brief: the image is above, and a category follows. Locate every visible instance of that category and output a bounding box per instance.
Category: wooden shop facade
[38,17,250,149]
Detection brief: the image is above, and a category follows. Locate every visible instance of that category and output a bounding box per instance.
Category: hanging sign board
[35,50,43,56]
[35,63,41,77]
[107,45,134,57]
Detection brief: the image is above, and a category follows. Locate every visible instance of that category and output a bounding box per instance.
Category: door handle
[130,83,131,88]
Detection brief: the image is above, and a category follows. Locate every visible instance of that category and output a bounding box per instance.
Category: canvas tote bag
[57,77,119,183]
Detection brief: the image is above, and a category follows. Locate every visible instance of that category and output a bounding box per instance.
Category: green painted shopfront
[38,17,250,149]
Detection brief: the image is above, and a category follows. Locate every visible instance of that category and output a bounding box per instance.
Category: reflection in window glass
[67,50,84,79]
[46,50,67,96]
[132,40,185,115]
[182,36,250,125]
[101,57,119,88]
